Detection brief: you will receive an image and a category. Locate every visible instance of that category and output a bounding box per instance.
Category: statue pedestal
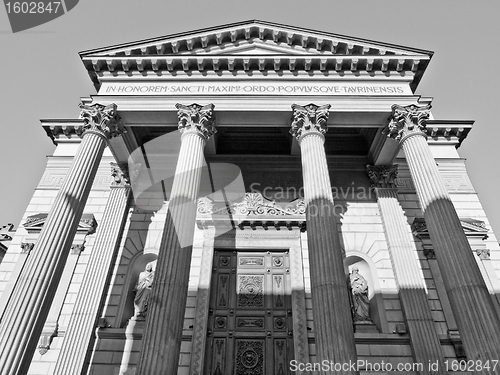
[353,321,378,333]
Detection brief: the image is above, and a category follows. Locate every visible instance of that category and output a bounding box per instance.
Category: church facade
[0,21,499,375]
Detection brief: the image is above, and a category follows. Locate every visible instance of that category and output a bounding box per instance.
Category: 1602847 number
[444,359,498,372]
[5,2,61,13]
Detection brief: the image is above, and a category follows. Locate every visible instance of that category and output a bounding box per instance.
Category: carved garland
[198,193,305,217]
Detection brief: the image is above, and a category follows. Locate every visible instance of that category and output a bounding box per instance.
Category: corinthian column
[290,104,358,374]
[53,163,131,375]
[136,103,215,375]
[386,104,500,369]
[0,103,122,375]
[367,165,445,375]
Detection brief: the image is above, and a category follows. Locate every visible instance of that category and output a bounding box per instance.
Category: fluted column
[367,165,445,374]
[0,103,122,375]
[290,104,358,374]
[53,163,131,375]
[136,103,215,375]
[386,104,500,371]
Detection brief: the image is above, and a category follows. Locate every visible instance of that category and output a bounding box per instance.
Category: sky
[0,1,499,237]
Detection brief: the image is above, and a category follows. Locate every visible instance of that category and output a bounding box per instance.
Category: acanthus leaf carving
[366,164,398,189]
[385,103,432,142]
[290,103,331,141]
[176,103,216,141]
[78,103,125,139]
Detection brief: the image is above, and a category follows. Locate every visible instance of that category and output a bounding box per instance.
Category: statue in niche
[348,266,371,322]
[133,260,156,318]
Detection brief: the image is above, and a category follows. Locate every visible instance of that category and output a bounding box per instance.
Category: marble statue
[133,261,156,318]
[349,266,370,322]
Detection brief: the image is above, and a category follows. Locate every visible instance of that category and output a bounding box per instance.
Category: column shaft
[301,133,357,374]
[375,186,445,374]
[53,177,130,375]
[402,134,500,366]
[136,109,211,374]
[0,131,107,375]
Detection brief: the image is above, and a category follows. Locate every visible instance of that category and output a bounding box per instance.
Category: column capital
[367,165,398,189]
[290,103,331,143]
[386,104,431,143]
[78,103,124,140]
[176,103,216,141]
[110,162,130,186]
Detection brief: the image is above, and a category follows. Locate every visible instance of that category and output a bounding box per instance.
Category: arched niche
[345,253,388,333]
[118,252,157,327]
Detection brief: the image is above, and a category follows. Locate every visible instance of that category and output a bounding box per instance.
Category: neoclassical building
[0,20,499,375]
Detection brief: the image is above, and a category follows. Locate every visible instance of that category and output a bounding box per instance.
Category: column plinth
[53,163,131,375]
[368,165,445,374]
[135,103,215,375]
[291,104,358,375]
[386,104,500,371]
[0,103,121,375]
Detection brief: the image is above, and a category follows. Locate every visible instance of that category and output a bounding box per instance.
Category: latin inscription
[99,81,411,96]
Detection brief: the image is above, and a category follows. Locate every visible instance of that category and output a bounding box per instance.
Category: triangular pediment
[80,20,433,91]
[412,218,489,239]
[23,213,97,235]
[82,20,431,58]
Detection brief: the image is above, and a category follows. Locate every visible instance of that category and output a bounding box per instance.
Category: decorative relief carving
[394,177,415,191]
[385,104,432,142]
[290,103,331,141]
[219,256,230,267]
[366,165,398,189]
[476,249,491,260]
[198,192,305,217]
[273,256,283,267]
[239,257,264,266]
[238,275,264,307]
[70,244,85,255]
[236,340,264,374]
[78,103,124,139]
[217,274,229,307]
[215,317,227,329]
[176,103,216,140]
[20,242,34,253]
[236,318,264,328]
[423,247,436,260]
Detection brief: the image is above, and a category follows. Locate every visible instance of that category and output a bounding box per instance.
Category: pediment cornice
[80,20,432,91]
[412,217,488,240]
[23,213,97,235]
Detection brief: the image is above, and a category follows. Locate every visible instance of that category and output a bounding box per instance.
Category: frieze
[198,192,305,218]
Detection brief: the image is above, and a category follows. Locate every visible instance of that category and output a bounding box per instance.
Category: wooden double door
[205,250,294,375]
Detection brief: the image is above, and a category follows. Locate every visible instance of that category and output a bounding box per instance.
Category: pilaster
[0,103,123,375]
[290,103,358,374]
[53,163,131,375]
[386,104,500,371]
[367,164,445,374]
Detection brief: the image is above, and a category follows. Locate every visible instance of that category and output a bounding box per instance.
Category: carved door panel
[205,251,294,375]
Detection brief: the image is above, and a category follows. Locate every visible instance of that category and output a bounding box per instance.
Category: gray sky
[1,1,499,236]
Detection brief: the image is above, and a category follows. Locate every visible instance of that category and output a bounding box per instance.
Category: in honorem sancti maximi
[0,20,499,375]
